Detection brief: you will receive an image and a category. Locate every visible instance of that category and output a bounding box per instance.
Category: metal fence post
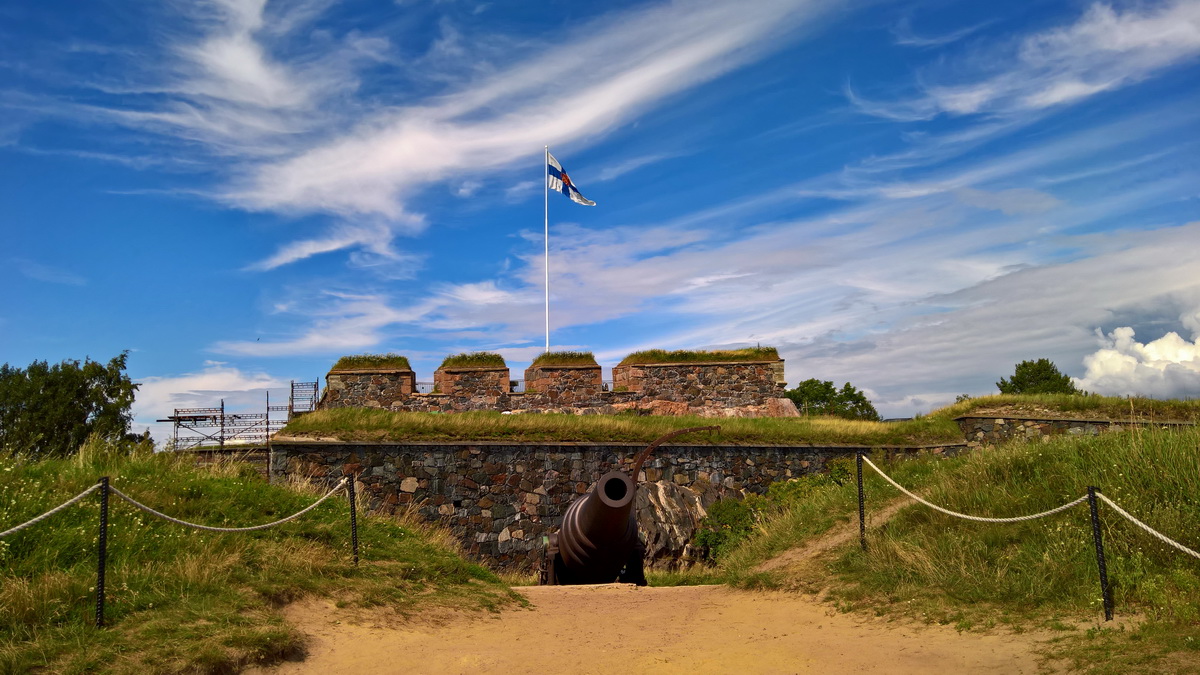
[1086,486,1114,621]
[347,476,359,566]
[856,453,866,552]
[95,476,109,628]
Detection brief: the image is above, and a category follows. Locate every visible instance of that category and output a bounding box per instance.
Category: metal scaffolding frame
[158,380,319,450]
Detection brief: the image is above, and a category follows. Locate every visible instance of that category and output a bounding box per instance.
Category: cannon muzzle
[555,471,638,584]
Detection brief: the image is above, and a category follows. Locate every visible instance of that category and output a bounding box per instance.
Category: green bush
[695,458,856,563]
[694,495,768,563]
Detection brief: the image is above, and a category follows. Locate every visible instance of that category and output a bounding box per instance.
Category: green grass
[439,352,507,369]
[927,393,1200,423]
[618,346,780,365]
[280,408,965,446]
[330,353,411,371]
[0,437,517,674]
[715,426,1200,673]
[530,351,598,367]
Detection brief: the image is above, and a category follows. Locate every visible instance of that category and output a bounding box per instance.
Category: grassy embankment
[711,422,1200,673]
[279,408,963,446]
[927,392,1200,422]
[0,438,517,674]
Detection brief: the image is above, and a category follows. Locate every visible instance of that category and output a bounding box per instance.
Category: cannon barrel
[555,471,638,584]
[543,426,720,586]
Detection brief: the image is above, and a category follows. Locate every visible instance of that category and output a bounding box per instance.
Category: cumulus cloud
[1073,326,1200,398]
[132,362,289,442]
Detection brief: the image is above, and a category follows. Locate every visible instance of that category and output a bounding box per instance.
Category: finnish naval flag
[547,152,596,206]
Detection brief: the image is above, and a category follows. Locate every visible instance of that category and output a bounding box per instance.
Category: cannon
[540,426,719,586]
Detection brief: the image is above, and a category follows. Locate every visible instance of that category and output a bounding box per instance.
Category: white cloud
[594,153,680,182]
[1074,326,1200,398]
[10,258,87,286]
[132,361,289,442]
[954,187,1063,215]
[855,1,1200,119]
[226,0,844,220]
[247,221,420,271]
[891,17,995,48]
[211,291,416,356]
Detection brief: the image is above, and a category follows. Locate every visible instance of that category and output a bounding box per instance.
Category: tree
[784,378,880,421]
[0,352,139,457]
[996,358,1080,395]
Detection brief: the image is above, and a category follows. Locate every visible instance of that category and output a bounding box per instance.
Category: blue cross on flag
[547,152,596,206]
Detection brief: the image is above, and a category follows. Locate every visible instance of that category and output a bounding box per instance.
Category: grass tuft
[530,351,598,367]
[439,352,507,369]
[331,353,412,371]
[618,346,780,365]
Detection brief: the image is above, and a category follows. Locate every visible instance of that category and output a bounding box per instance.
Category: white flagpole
[544,146,550,353]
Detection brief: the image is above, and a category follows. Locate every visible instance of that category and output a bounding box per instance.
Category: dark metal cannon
[540,426,719,586]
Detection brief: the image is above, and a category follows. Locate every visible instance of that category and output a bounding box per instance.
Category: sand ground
[248,583,1059,675]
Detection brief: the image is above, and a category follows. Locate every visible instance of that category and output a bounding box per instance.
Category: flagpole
[544,146,550,353]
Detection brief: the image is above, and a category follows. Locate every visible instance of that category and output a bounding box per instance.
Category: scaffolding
[159,380,319,450]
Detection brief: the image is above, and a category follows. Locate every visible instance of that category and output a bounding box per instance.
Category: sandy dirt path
[249,583,1057,675]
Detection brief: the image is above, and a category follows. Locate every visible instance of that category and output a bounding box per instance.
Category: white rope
[0,483,102,538]
[108,478,348,533]
[1097,493,1200,561]
[861,456,1089,523]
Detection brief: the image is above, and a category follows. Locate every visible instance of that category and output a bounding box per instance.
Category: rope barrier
[1096,493,1200,561]
[108,478,348,533]
[0,483,102,538]
[860,455,1089,523]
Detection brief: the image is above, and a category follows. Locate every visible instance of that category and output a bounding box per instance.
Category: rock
[635,480,709,570]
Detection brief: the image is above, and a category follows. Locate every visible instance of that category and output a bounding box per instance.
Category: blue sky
[2,0,1199,438]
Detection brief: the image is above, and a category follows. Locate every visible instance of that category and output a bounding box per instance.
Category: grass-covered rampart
[0,438,516,674]
[711,425,1200,673]
[618,346,780,365]
[928,393,1200,423]
[330,353,411,371]
[279,408,964,446]
[439,352,506,369]
[530,351,598,367]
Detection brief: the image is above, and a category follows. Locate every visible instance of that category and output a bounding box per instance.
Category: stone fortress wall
[320,359,798,418]
[271,439,964,570]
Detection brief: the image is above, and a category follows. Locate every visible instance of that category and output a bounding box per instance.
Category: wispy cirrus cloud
[891,16,996,48]
[10,258,87,286]
[39,0,849,269]
[854,1,1200,120]
[593,153,683,182]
